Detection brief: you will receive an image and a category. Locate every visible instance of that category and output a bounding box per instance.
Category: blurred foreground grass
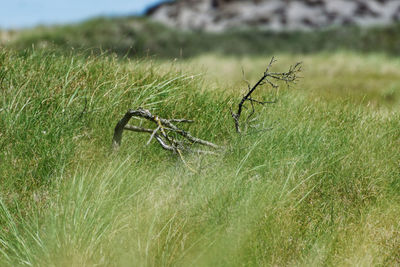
[0,48,399,266]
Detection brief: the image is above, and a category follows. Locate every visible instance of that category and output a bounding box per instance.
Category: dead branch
[112,108,219,154]
[232,57,301,133]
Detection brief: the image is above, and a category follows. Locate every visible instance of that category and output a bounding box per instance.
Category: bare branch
[231,57,301,133]
[112,111,136,151]
[112,108,219,154]
[154,135,175,151]
[124,125,154,133]
[169,119,194,123]
[248,98,277,105]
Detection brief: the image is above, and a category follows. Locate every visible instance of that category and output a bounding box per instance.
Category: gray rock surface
[146,0,400,31]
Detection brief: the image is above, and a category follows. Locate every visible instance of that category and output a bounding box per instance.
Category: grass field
[1,43,400,266]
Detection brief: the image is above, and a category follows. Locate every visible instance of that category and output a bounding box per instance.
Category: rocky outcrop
[146,0,400,32]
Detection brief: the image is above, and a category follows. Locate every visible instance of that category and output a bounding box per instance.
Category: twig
[147,126,161,145]
[169,119,194,123]
[248,98,277,105]
[231,57,301,133]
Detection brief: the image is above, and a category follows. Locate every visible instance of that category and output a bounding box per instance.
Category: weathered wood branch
[112,111,137,151]
[112,108,219,154]
[231,57,301,133]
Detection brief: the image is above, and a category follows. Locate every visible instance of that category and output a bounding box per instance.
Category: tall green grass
[1,48,399,266]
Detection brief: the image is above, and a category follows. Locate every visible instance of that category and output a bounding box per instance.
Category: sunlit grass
[173,52,400,108]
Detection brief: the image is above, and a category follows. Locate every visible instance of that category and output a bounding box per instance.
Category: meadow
[1,20,400,266]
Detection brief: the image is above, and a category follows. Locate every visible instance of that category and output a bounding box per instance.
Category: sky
[0,0,165,29]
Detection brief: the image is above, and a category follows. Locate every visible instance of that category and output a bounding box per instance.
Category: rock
[146,0,400,32]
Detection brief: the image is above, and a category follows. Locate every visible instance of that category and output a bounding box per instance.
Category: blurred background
[1,0,400,58]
